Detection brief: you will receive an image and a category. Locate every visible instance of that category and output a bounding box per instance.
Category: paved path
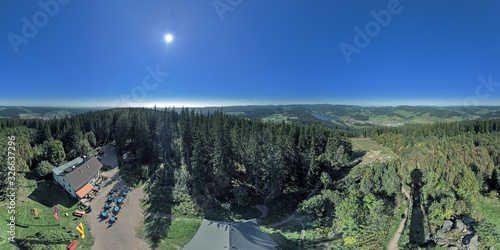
[99,145,118,168]
[387,186,411,250]
[87,168,149,250]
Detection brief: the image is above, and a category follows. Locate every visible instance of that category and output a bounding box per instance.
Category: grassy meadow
[351,138,397,164]
[0,178,94,249]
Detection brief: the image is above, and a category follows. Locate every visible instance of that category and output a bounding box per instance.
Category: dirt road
[387,186,411,250]
[87,168,149,250]
[99,145,118,168]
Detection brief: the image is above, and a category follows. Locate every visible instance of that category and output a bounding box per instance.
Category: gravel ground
[87,168,149,250]
[99,145,118,168]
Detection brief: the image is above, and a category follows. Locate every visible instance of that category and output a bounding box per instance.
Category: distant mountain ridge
[190,104,500,129]
[0,106,102,119]
[3,104,500,129]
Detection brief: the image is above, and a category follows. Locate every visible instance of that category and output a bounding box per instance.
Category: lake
[312,114,338,121]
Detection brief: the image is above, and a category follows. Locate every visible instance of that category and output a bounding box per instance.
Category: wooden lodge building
[52,156,103,199]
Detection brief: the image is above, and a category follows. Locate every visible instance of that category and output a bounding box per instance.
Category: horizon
[2,1,500,107]
[3,102,500,109]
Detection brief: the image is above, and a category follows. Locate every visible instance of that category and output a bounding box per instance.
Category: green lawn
[137,215,201,250]
[331,120,348,128]
[0,178,94,249]
[138,196,264,249]
[163,219,201,247]
[260,220,325,249]
[368,115,405,123]
[362,111,474,125]
[476,195,500,248]
[260,223,301,249]
[225,112,246,116]
[478,195,500,225]
[351,138,396,164]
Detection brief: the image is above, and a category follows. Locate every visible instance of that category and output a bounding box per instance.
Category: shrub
[101,165,111,172]
[35,160,53,178]
[489,190,499,199]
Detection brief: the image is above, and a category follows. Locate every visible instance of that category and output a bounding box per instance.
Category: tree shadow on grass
[17,231,75,249]
[28,182,77,208]
[352,150,367,161]
[193,195,263,222]
[268,232,297,249]
[18,238,68,247]
[141,166,174,249]
[13,222,59,228]
[5,220,28,228]
[142,214,172,249]
[267,231,325,250]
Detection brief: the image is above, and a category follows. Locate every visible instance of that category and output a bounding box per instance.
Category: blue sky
[1,0,500,107]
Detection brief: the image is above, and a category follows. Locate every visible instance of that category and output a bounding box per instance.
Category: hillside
[1,108,500,249]
[193,104,500,129]
[6,105,500,129]
[0,106,102,119]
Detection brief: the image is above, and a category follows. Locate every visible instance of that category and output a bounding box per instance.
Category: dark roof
[183,219,279,250]
[62,156,102,191]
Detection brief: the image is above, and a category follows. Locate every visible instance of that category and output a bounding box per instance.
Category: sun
[164,34,173,43]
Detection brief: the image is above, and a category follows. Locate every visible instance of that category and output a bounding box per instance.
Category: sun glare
[164,34,173,43]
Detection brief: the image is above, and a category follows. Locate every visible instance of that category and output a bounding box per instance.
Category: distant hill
[4,104,500,128]
[191,104,500,129]
[0,106,103,119]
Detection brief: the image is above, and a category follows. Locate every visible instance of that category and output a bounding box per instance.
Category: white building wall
[53,173,76,197]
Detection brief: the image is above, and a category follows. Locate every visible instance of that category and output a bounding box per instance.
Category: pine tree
[115,111,131,152]
[48,140,66,165]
